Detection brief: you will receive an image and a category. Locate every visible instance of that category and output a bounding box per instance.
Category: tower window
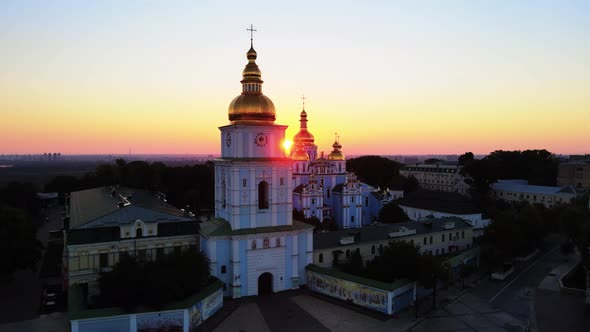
[319,253,323,263]
[280,177,284,186]
[351,215,355,223]
[258,181,269,209]
[221,265,227,274]
[243,178,247,187]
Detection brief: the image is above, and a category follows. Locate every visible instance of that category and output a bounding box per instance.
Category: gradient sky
[1,1,589,155]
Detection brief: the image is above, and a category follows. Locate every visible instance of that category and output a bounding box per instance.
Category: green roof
[68,279,223,320]
[69,187,191,230]
[446,247,481,267]
[200,219,314,237]
[306,264,411,292]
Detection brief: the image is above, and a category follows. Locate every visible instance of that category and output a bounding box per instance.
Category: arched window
[136,228,142,238]
[258,181,269,209]
[319,253,323,263]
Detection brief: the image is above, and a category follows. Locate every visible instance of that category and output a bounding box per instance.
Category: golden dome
[328,139,345,160]
[293,109,315,144]
[228,94,275,124]
[228,44,276,125]
[291,142,310,161]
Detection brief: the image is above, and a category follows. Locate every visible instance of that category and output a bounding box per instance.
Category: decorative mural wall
[307,270,389,313]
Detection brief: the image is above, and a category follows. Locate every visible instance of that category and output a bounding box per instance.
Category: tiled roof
[69,187,192,230]
[306,264,410,292]
[200,219,314,238]
[397,190,480,214]
[313,217,471,250]
[491,180,577,195]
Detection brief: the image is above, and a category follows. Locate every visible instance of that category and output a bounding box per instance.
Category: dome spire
[227,26,276,125]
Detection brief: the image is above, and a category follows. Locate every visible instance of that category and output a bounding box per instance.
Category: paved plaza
[212,289,527,332]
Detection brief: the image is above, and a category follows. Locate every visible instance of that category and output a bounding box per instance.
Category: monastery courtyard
[212,288,527,332]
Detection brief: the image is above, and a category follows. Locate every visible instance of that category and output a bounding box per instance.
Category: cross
[301,95,307,109]
[334,131,339,143]
[247,24,257,45]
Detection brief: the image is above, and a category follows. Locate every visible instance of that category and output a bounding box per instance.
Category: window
[441,248,445,255]
[371,245,375,254]
[327,189,330,199]
[243,178,247,187]
[174,246,181,256]
[311,198,315,205]
[346,249,350,258]
[351,197,355,203]
[429,236,433,244]
[423,237,427,245]
[319,253,323,263]
[280,177,284,186]
[99,253,108,268]
[221,265,227,274]
[436,249,439,255]
[258,181,269,209]
[136,228,142,238]
[156,247,164,258]
[442,234,445,242]
[365,197,369,207]
[263,238,270,249]
[251,240,257,250]
[276,238,281,247]
[351,215,355,223]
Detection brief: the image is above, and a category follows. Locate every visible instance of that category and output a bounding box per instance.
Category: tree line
[44,159,214,214]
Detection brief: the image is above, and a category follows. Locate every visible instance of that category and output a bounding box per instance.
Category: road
[0,205,63,324]
[468,236,588,332]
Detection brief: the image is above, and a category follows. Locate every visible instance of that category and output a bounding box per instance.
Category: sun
[283,139,292,155]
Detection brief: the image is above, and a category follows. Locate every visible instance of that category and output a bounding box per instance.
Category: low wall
[70,280,224,332]
[306,264,414,315]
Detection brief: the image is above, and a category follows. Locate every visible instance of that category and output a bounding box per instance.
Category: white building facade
[199,41,313,298]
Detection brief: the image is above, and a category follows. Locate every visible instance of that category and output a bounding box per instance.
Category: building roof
[332,183,344,193]
[313,217,472,250]
[397,190,481,215]
[200,218,314,238]
[68,187,192,230]
[293,184,305,194]
[491,180,577,195]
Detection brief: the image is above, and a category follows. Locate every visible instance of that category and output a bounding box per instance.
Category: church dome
[228,43,276,125]
[293,110,315,144]
[291,142,310,161]
[328,138,345,160]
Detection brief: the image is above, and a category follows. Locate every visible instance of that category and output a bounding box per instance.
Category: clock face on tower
[255,133,268,147]
[225,133,232,147]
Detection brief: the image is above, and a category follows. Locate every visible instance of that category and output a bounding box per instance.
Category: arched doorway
[258,272,273,295]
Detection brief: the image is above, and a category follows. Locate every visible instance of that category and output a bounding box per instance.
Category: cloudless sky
[1,0,589,155]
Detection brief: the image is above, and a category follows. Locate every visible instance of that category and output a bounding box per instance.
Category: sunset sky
[1,1,589,156]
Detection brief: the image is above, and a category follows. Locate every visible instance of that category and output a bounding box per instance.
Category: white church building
[199,39,314,298]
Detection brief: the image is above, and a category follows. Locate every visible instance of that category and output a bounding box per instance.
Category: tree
[341,249,364,276]
[458,152,474,166]
[417,253,449,310]
[458,264,476,289]
[0,205,43,282]
[378,202,409,223]
[346,156,402,189]
[365,241,421,282]
[97,250,211,311]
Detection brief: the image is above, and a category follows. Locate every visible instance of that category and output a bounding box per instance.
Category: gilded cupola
[228,39,276,125]
[328,135,345,161]
[293,109,315,145]
[291,141,310,161]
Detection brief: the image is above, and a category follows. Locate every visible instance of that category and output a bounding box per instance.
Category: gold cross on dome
[247,24,257,43]
[301,95,307,109]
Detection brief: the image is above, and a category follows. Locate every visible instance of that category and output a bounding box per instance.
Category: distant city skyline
[1,1,589,155]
